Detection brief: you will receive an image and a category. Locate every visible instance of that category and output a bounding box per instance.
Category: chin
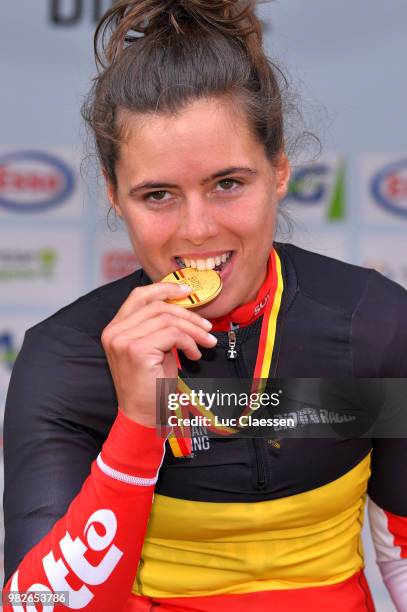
[194,293,239,320]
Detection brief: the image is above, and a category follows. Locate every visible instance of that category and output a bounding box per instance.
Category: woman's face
[107,97,290,318]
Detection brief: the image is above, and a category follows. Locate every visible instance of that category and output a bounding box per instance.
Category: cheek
[124,213,174,252]
[230,195,276,235]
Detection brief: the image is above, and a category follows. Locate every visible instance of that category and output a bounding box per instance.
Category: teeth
[176,251,232,271]
[200,257,215,269]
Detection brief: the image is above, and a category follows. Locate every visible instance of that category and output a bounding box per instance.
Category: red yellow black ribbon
[168,248,284,457]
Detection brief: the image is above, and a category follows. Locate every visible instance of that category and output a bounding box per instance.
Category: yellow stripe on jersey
[132,453,371,598]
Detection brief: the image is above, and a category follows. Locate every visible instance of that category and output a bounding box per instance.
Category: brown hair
[82,0,287,187]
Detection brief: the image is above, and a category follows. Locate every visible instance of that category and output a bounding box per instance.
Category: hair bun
[96,0,264,68]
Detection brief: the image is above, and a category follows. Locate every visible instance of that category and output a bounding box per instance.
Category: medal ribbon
[168,248,284,457]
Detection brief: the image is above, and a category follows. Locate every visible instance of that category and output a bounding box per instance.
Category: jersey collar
[210,252,275,331]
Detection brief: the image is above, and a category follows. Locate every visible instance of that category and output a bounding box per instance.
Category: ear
[103,169,123,217]
[275,152,291,200]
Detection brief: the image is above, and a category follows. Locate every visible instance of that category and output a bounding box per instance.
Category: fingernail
[207,333,218,345]
[178,284,191,293]
[202,318,213,330]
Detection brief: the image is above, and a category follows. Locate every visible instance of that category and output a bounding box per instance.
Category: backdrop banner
[1,2,406,608]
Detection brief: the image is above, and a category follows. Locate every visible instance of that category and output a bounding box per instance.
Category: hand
[101,282,217,427]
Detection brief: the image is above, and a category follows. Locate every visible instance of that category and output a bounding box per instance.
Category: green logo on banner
[0,248,58,280]
[39,248,58,277]
[287,159,346,220]
[328,161,346,220]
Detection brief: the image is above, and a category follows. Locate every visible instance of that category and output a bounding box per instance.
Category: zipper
[227,322,239,360]
[224,323,270,490]
[253,438,268,488]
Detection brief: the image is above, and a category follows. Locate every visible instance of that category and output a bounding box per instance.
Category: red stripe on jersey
[386,510,407,558]
[124,569,375,612]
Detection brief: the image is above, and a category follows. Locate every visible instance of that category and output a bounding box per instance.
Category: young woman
[3,1,407,610]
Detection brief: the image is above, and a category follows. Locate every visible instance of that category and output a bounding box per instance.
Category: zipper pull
[227,323,239,360]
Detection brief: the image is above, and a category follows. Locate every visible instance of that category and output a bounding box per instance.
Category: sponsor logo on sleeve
[0,151,75,213]
[10,509,123,610]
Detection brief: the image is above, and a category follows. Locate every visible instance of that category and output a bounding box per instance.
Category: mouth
[174,251,234,273]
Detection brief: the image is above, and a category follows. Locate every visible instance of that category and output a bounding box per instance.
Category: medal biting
[161,267,222,308]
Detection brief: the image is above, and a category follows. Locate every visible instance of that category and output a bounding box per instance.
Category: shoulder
[278,241,407,313]
[277,243,407,375]
[277,242,389,314]
[6,271,149,434]
[11,268,148,400]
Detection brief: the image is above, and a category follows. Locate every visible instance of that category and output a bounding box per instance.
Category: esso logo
[371,159,407,217]
[286,165,330,205]
[0,151,75,213]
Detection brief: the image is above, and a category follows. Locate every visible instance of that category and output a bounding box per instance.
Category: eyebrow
[128,167,258,197]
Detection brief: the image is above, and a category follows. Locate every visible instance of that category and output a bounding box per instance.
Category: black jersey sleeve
[358,272,407,607]
[350,270,407,514]
[351,269,407,377]
[2,321,117,584]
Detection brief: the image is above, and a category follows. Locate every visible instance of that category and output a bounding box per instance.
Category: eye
[143,191,171,202]
[216,179,242,192]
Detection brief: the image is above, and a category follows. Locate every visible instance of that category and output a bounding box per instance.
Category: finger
[137,327,203,362]
[104,314,217,353]
[116,282,192,319]
[107,299,213,335]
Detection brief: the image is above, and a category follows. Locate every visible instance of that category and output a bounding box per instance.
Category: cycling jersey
[3,243,407,611]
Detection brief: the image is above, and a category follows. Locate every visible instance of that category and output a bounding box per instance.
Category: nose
[178,196,219,245]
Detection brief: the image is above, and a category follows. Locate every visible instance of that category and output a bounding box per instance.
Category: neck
[210,252,275,331]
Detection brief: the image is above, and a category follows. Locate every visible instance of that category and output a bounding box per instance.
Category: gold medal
[161,267,222,308]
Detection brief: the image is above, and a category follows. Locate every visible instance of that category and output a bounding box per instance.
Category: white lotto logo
[10,509,123,610]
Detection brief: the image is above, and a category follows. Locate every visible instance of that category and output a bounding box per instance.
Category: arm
[352,270,407,609]
[3,283,214,610]
[2,323,167,611]
[3,412,166,611]
[368,439,407,612]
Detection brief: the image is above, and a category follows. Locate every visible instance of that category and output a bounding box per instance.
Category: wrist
[119,406,158,429]
[99,408,169,482]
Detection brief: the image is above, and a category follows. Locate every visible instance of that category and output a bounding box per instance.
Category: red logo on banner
[0,151,75,213]
[102,251,140,282]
